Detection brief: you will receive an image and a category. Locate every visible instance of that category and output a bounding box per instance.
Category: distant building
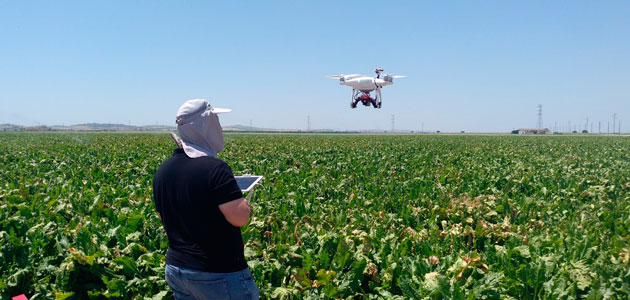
[25,126,51,132]
[517,128,550,135]
[0,124,25,131]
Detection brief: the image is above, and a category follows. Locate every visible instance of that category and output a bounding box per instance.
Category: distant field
[1,133,629,299]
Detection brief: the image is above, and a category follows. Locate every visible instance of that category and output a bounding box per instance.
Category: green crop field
[1,133,629,299]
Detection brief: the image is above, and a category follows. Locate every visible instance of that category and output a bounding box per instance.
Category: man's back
[153,148,246,273]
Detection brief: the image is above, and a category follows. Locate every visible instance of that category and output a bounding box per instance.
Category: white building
[517,128,550,134]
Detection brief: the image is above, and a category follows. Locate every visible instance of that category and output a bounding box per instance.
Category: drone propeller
[326,74,360,79]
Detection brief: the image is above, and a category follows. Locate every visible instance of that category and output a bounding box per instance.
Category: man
[153,99,258,299]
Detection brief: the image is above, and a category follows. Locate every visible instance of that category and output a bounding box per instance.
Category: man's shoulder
[206,158,234,176]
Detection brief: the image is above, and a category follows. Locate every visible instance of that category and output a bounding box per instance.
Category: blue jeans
[165,264,259,300]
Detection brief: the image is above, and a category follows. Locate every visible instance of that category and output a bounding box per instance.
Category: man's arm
[219,197,251,227]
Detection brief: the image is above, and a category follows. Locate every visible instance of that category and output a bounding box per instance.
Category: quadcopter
[327,68,405,109]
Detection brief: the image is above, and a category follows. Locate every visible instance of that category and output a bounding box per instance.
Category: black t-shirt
[153,148,246,273]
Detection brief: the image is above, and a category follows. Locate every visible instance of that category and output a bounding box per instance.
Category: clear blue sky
[1,1,629,132]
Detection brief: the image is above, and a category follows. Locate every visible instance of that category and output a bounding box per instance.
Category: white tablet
[234,175,263,193]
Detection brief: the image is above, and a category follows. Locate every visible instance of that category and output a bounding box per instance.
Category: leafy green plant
[1,133,629,299]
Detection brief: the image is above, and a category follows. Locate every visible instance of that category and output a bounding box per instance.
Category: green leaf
[55,291,75,300]
[270,287,299,300]
[315,269,335,286]
[512,246,531,259]
[292,268,311,288]
[113,256,139,275]
[151,290,169,300]
[423,271,441,292]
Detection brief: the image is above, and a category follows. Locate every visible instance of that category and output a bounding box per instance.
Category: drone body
[328,68,405,109]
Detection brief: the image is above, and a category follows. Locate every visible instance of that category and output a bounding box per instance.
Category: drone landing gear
[375,87,382,109]
[370,98,379,108]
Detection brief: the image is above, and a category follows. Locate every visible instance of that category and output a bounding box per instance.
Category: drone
[327,68,405,109]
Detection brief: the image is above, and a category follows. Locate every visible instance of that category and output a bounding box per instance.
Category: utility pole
[568,121,571,133]
[585,118,588,132]
[307,116,311,132]
[421,122,424,133]
[613,113,616,134]
[391,115,395,133]
[598,121,601,134]
[537,104,543,128]
[608,122,610,135]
